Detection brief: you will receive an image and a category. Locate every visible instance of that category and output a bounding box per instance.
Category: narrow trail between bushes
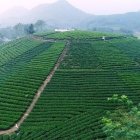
[0,38,70,135]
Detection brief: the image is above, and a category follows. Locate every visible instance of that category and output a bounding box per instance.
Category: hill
[0,0,140,33]
[0,31,140,139]
[0,7,29,26]
[0,0,91,27]
[82,11,140,32]
[27,0,90,27]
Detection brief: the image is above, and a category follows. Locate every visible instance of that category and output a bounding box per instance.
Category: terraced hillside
[0,37,65,131]
[0,31,140,140]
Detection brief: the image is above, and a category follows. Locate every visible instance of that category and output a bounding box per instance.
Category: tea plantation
[0,31,140,140]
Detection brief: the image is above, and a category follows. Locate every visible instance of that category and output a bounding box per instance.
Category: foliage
[0,31,140,139]
[102,94,140,140]
[34,20,46,32]
[11,34,140,139]
[14,23,27,37]
[60,40,136,70]
[0,21,47,40]
[25,24,35,34]
[39,30,121,39]
[0,39,65,129]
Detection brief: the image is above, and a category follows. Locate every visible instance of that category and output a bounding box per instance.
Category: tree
[34,20,46,32]
[25,24,35,35]
[14,23,26,37]
[102,94,140,140]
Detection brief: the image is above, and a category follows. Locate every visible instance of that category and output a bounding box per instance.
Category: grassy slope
[1,31,140,140]
[0,38,65,130]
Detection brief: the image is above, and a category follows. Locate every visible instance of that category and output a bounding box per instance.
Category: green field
[0,31,140,140]
[36,30,123,40]
[0,38,65,130]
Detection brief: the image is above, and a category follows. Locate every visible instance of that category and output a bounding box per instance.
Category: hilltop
[0,31,140,139]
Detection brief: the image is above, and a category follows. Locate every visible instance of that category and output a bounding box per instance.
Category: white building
[55,29,75,32]
[102,36,106,41]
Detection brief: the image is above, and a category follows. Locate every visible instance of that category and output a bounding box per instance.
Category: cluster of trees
[0,20,47,41]
[14,23,34,36]
[102,94,140,140]
[14,20,46,36]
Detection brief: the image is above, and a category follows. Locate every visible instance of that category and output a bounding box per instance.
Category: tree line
[0,20,47,41]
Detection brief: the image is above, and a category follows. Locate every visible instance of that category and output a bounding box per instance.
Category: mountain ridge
[0,0,140,32]
[0,0,91,27]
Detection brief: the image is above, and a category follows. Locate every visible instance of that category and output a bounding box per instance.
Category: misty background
[0,0,140,43]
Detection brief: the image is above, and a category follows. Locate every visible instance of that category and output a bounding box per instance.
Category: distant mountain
[27,0,91,27]
[81,12,140,32]
[0,7,29,26]
[0,0,140,33]
[0,0,91,27]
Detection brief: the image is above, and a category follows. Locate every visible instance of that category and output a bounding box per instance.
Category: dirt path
[0,40,69,135]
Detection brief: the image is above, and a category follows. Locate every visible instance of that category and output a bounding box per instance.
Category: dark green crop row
[1,32,140,140]
[0,40,65,130]
[16,68,139,139]
[0,38,43,67]
[38,30,122,40]
[60,40,138,70]
[110,38,140,64]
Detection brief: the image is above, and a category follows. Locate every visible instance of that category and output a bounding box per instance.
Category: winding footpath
[0,40,69,135]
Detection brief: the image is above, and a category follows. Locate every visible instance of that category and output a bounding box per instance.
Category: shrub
[102,94,140,140]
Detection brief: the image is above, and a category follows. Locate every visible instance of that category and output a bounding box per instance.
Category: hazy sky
[0,0,140,15]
